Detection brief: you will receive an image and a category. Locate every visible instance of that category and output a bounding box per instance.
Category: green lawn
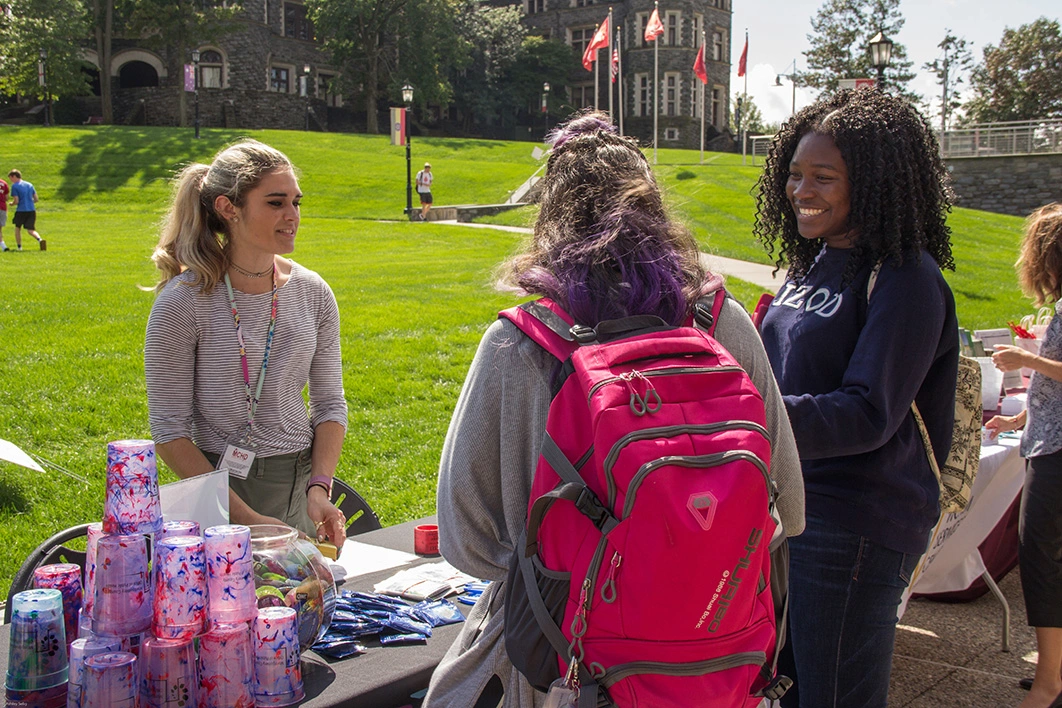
[0,126,1033,597]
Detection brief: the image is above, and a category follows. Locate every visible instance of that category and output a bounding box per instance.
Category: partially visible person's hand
[307,490,347,549]
[984,413,1023,440]
[992,344,1032,372]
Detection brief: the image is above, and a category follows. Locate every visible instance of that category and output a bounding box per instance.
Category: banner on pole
[184,64,195,92]
[390,106,406,146]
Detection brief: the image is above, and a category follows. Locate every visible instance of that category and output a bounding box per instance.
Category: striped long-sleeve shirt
[145,261,348,457]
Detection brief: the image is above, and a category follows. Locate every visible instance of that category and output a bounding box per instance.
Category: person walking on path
[415,162,433,221]
[985,203,1062,708]
[7,170,45,251]
[0,174,9,251]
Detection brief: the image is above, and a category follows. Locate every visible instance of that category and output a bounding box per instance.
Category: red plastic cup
[414,524,439,555]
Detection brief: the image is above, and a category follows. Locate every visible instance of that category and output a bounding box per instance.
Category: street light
[302,64,311,130]
[774,59,797,117]
[542,82,550,135]
[868,30,894,90]
[38,49,49,127]
[402,84,414,218]
[191,49,200,139]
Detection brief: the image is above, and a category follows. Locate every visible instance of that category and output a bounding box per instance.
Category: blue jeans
[778,513,921,708]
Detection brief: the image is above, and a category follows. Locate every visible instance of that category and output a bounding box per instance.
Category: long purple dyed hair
[501,111,706,326]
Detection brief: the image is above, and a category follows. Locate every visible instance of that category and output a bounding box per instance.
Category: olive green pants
[203,447,315,537]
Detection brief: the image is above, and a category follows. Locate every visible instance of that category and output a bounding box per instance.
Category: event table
[899,437,1025,649]
[0,517,467,708]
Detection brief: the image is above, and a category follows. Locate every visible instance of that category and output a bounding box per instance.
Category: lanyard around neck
[223,267,279,434]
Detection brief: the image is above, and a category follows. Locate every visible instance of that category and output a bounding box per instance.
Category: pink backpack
[500,292,790,708]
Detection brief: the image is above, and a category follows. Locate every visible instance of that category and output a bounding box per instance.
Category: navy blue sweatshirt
[761,247,958,554]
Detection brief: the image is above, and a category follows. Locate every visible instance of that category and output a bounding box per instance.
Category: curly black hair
[753,89,955,286]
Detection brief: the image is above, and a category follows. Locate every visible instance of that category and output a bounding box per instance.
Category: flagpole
[594,23,600,111]
[741,29,748,166]
[700,30,705,165]
[653,1,659,165]
[607,7,613,121]
[616,27,624,136]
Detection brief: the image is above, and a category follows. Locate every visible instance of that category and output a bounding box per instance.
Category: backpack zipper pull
[601,551,622,603]
[621,371,649,416]
[631,370,662,414]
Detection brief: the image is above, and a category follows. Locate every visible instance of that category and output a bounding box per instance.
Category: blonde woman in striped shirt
[145,140,349,547]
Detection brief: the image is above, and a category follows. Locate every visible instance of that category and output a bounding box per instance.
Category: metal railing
[940,119,1062,159]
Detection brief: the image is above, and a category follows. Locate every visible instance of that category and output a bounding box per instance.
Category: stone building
[493,0,734,150]
[79,0,342,130]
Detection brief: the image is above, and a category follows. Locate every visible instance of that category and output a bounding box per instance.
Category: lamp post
[302,64,311,130]
[402,83,413,218]
[191,49,200,139]
[542,82,550,136]
[774,59,797,117]
[868,30,894,91]
[38,49,49,127]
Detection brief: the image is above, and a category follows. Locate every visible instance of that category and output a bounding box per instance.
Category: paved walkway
[432,220,787,291]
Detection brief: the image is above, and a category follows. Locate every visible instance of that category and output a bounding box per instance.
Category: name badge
[219,433,258,480]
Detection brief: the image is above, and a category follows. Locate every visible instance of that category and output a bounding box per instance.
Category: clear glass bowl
[249,524,336,649]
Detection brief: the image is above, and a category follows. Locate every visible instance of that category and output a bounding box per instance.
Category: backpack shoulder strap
[499,298,580,361]
[686,287,728,337]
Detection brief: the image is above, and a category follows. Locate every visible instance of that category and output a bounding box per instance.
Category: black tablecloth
[0,516,468,708]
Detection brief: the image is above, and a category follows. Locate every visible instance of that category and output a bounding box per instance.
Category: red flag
[693,44,707,84]
[737,34,748,77]
[581,16,611,71]
[644,7,664,43]
[611,47,619,83]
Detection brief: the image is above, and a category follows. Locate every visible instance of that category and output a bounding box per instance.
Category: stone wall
[947,154,1062,217]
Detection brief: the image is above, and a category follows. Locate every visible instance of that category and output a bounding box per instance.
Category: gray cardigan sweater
[424,298,805,708]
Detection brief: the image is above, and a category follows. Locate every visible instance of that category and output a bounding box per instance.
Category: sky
[729,0,1060,127]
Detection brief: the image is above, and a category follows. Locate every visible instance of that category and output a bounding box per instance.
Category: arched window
[200,50,223,88]
[118,61,159,88]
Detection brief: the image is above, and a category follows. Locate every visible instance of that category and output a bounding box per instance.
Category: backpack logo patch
[687,492,718,530]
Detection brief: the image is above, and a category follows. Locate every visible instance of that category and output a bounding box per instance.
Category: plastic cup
[91,534,151,637]
[67,637,121,708]
[103,439,164,535]
[4,683,67,708]
[157,520,200,542]
[204,525,257,625]
[414,523,439,555]
[82,523,103,622]
[32,564,83,649]
[152,535,208,640]
[198,622,254,708]
[5,589,69,693]
[252,607,304,707]
[81,652,137,708]
[139,636,197,708]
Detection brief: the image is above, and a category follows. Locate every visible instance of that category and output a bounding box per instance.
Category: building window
[665,11,680,46]
[712,30,724,62]
[635,73,649,116]
[317,72,342,106]
[665,127,679,141]
[270,66,291,93]
[571,83,594,110]
[692,14,703,47]
[635,12,648,47]
[526,0,545,12]
[284,2,314,41]
[570,26,594,58]
[665,72,679,116]
[572,0,596,5]
[199,50,223,88]
[712,86,723,129]
[692,78,701,118]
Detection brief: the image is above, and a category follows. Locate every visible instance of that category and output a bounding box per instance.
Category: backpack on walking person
[499,290,791,708]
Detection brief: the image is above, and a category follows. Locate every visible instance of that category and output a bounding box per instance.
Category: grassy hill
[0,126,1032,596]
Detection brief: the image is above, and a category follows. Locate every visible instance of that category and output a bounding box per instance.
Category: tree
[0,0,93,106]
[90,0,115,124]
[730,92,768,135]
[922,30,974,132]
[963,17,1062,123]
[505,36,575,128]
[801,0,917,101]
[123,0,238,127]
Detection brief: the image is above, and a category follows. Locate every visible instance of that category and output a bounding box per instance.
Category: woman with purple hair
[424,111,804,707]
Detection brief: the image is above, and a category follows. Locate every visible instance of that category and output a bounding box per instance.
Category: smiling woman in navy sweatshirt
[754,89,959,708]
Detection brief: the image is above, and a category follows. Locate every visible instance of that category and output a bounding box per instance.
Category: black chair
[330,478,382,536]
[4,523,91,624]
